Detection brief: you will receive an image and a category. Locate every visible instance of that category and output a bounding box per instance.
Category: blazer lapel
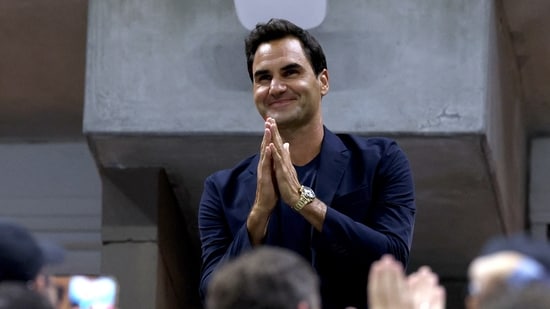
[314,127,350,207]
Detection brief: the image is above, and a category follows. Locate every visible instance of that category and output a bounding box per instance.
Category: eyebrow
[253,69,270,80]
[281,63,302,72]
[253,63,304,80]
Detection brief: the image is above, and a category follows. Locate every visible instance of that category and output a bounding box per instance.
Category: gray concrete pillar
[529,138,550,240]
[99,168,201,308]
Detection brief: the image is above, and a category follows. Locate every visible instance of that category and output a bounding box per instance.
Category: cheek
[253,86,268,102]
[297,80,320,96]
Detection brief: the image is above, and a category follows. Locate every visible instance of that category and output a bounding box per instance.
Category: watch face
[303,186,315,199]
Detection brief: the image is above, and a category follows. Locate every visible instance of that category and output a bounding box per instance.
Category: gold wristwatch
[293,185,316,211]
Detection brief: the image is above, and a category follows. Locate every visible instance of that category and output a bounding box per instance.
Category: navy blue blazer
[198,127,416,309]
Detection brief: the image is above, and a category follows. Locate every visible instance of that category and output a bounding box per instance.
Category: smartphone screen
[67,276,118,309]
[47,275,118,309]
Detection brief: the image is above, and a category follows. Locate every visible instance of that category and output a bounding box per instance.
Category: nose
[269,78,287,96]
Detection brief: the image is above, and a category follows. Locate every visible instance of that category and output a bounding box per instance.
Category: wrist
[247,206,273,245]
[293,185,316,211]
[249,204,273,220]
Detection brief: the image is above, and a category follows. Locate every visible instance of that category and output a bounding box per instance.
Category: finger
[263,145,272,165]
[407,266,441,308]
[368,255,408,307]
[258,145,272,181]
[269,143,295,186]
[268,141,288,169]
[259,128,273,167]
[258,128,272,175]
[260,127,272,152]
[271,142,290,161]
[268,119,285,151]
[430,286,446,309]
[269,143,283,164]
[368,261,386,306]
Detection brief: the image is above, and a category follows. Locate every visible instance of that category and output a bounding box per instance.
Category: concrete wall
[84,0,489,135]
[484,1,527,231]
[530,138,550,238]
[0,142,102,275]
[99,167,201,308]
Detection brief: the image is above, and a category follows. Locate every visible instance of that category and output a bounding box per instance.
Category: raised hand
[407,266,446,309]
[368,254,446,309]
[368,254,413,309]
[246,121,279,245]
[265,117,302,208]
[254,123,279,210]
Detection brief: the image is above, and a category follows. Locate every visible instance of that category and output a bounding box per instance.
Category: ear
[318,69,329,96]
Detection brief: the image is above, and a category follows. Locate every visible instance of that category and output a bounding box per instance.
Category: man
[199,18,416,309]
[466,233,550,309]
[206,246,321,309]
[474,281,550,309]
[0,282,54,309]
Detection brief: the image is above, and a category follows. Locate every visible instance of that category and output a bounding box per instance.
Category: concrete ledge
[88,133,506,279]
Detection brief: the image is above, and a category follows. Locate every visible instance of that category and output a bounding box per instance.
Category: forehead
[252,37,310,72]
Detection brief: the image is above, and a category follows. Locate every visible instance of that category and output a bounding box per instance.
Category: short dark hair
[206,246,320,309]
[244,18,327,81]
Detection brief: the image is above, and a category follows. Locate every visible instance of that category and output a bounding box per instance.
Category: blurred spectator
[368,234,550,309]
[475,280,550,309]
[466,233,550,309]
[206,246,320,309]
[0,281,54,309]
[0,219,65,306]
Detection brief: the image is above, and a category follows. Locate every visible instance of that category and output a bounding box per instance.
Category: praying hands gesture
[247,117,301,245]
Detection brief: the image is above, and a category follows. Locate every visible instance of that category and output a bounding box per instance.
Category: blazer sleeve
[319,141,416,266]
[198,174,254,300]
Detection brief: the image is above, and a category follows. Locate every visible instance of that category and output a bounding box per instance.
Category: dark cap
[0,219,65,282]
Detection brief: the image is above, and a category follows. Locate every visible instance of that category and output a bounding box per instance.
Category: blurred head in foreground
[467,233,550,309]
[206,246,320,309]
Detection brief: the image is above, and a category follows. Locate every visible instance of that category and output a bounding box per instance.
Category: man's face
[251,37,329,130]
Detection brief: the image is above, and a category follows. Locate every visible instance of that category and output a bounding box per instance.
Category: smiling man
[198,18,416,309]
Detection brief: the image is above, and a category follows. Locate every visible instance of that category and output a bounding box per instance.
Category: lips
[267,98,296,106]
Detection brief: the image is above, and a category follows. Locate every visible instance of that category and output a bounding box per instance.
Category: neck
[279,118,324,166]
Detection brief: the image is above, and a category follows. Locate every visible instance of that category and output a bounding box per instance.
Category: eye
[283,69,299,77]
[255,74,271,83]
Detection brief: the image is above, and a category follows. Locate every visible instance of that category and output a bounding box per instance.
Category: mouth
[268,98,295,107]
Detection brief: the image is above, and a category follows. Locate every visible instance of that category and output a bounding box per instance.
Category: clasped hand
[254,117,301,211]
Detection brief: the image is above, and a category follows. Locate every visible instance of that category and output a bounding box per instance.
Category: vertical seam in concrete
[494,0,528,122]
[525,137,534,228]
[480,134,508,234]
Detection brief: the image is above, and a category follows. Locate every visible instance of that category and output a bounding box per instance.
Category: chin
[267,114,286,124]
[266,110,302,128]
